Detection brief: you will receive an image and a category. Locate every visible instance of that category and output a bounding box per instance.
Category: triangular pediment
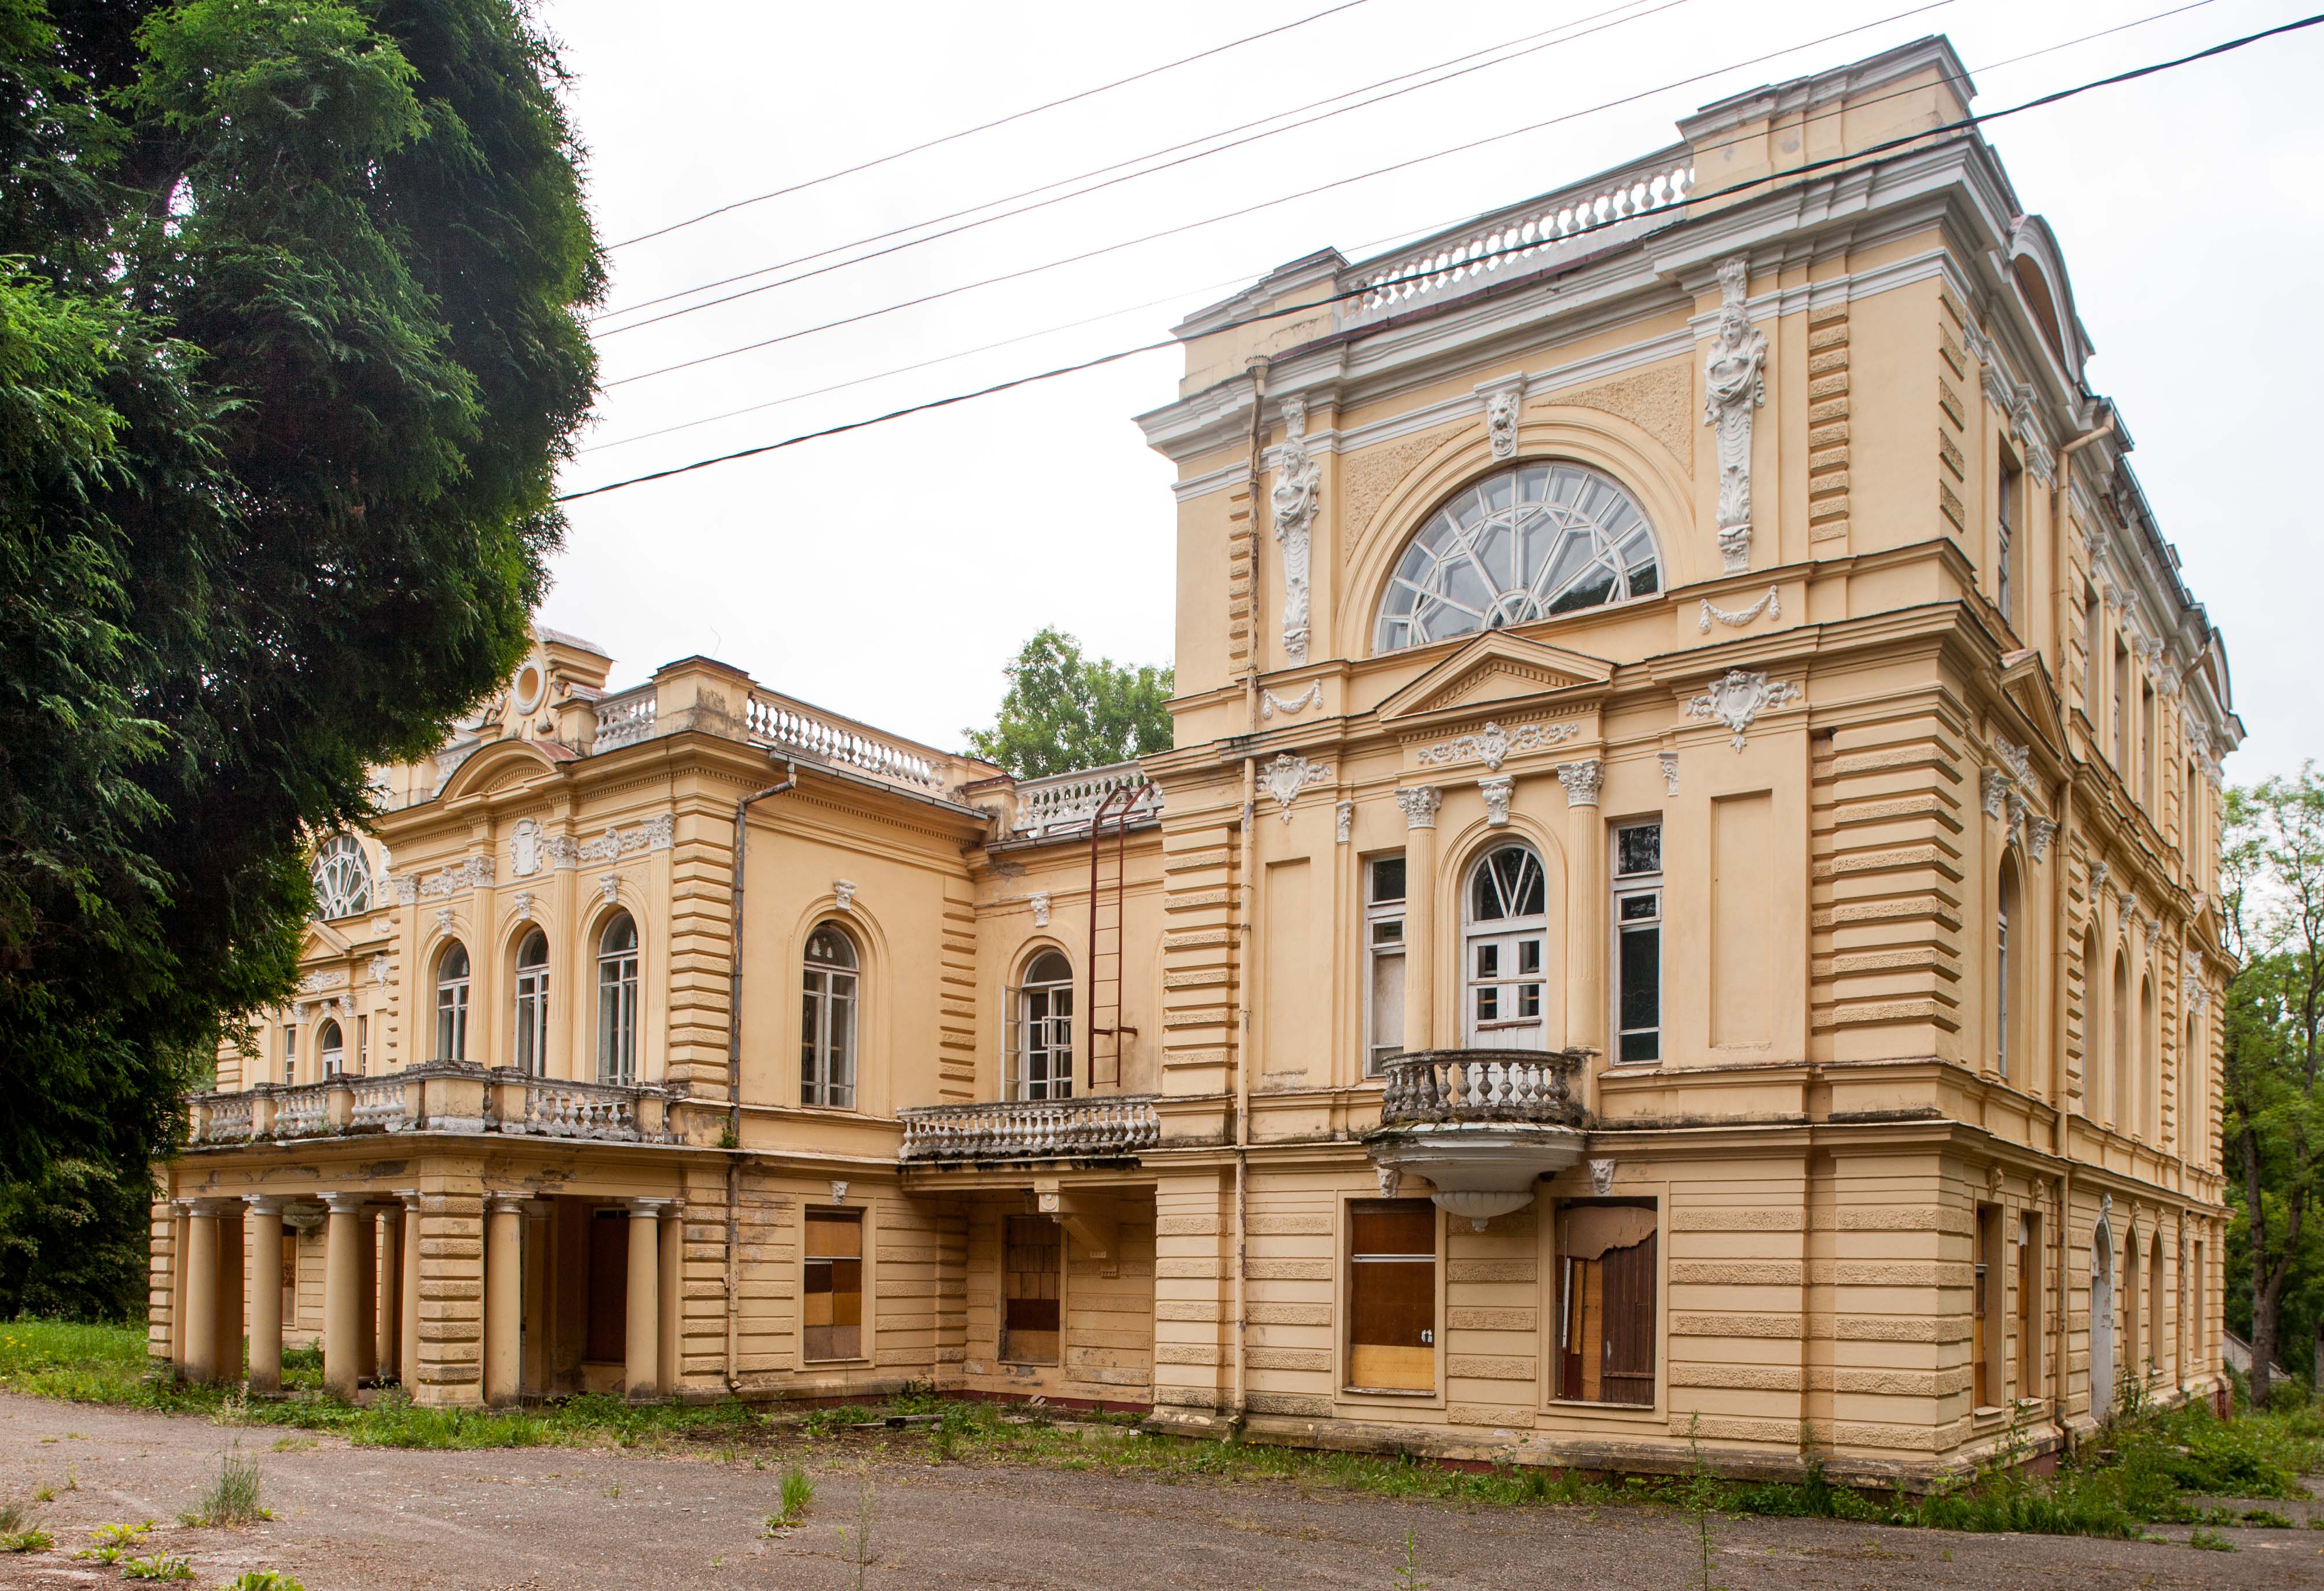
[1996,648,2069,770]
[1376,633,1615,726]
[300,920,354,960]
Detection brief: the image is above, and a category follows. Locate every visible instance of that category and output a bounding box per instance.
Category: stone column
[1558,759,1607,1057]
[1395,788,1442,1053]
[245,1197,285,1394]
[483,1195,524,1407]
[657,1203,684,1395]
[376,1201,404,1384]
[625,1198,664,1401]
[182,1202,222,1383]
[398,1191,423,1386]
[354,1204,379,1382]
[321,1192,366,1398]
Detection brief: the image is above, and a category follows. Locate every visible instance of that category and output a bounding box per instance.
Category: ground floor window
[804,1208,865,1362]
[1002,1214,1061,1365]
[2017,1211,2042,1399]
[1974,1202,2002,1408]
[1348,1199,1435,1392]
[1556,1200,1657,1405]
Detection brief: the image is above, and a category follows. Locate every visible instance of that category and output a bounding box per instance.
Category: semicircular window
[311,834,373,920]
[1374,462,1661,653]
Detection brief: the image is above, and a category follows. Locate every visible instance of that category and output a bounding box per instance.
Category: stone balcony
[188,1063,683,1147]
[1367,1048,1591,1225]
[898,1094,1161,1164]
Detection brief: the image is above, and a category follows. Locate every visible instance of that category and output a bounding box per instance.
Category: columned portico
[320,1192,368,1397]
[181,1200,222,1383]
[245,1196,285,1394]
[484,1193,524,1406]
[625,1197,670,1401]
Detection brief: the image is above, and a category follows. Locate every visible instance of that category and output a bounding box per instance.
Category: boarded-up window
[586,1210,626,1362]
[279,1223,296,1328]
[804,1210,864,1362]
[1002,1215,1061,1365]
[1557,1201,1657,1405]
[1348,1200,1434,1391]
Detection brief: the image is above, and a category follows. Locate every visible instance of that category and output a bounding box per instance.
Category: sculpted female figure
[1702,257,1767,572]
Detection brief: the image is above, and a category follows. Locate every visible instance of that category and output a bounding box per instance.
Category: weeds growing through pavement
[1393,1526,1426,1591]
[75,1520,153,1562]
[222,1574,308,1590]
[119,1550,194,1580]
[183,1446,267,1527]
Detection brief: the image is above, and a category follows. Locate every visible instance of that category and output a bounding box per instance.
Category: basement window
[803,1208,864,1362]
[1347,1199,1435,1393]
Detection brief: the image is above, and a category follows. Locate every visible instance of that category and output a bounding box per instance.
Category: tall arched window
[2185,1013,2200,1166]
[1013,950,1075,1101]
[2138,973,2157,1141]
[2080,928,2101,1118]
[435,942,471,1063]
[2110,950,2130,1131]
[598,913,639,1085]
[1374,463,1661,653]
[801,924,858,1108]
[513,930,549,1076]
[2147,1231,2164,1376]
[311,834,372,919]
[1995,861,2021,1082]
[317,1019,344,1078]
[1464,844,1548,1049]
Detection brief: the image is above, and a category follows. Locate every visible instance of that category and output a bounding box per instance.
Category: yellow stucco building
[156,37,2239,1483]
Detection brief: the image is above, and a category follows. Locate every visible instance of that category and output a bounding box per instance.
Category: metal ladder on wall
[1085,781,1153,1089]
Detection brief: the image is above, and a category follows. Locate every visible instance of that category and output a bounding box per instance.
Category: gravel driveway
[1,1394,2319,1590]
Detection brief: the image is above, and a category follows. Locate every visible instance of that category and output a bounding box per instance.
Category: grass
[3,1320,2319,1549]
[182,1447,267,1527]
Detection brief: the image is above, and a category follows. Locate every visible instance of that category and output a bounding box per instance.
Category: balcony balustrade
[900,1094,1159,1163]
[1008,760,1159,840]
[1368,1048,1592,1226]
[185,1063,680,1147]
[1377,1048,1586,1129]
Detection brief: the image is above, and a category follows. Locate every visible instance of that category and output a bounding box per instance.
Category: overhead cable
[605,0,1377,250]
[557,9,2324,503]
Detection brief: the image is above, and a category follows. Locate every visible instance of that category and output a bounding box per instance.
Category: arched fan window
[1375,463,1660,653]
[311,835,372,919]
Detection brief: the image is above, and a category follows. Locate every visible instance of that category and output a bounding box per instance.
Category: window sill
[1341,1385,1434,1398]
[801,1355,873,1370]
[1546,1397,1656,1413]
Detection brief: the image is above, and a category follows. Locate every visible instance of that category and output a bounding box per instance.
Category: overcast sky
[537,0,2321,783]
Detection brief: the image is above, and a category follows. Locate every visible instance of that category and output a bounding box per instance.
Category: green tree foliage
[0,0,599,1318]
[2222,766,2324,1409]
[965,628,1173,780]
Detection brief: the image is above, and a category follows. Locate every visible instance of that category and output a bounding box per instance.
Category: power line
[556,9,2324,505]
[589,0,1688,333]
[597,0,1949,392]
[579,0,2223,460]
[605,0,1376,251]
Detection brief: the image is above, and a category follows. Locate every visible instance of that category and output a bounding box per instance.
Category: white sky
[538,0,2322,782]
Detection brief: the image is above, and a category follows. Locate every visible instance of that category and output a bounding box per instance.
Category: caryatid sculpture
[1702,256,1767,574]
[1271,395,1320,664]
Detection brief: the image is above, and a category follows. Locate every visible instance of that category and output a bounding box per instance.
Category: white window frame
[435,943,470,1064]
[597,914,640,1085]
[1611,820,1663,1065]
[1364,853,1407,1076]
[1463,844,1548,1049]
[317,1019,344,1078]
[282,1023,298,1085]
[801,923,859,1109]
[513,930,550,1076]
[310,833,373,920]
[1011,950,1075,1101]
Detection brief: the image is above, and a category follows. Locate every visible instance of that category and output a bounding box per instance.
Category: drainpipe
[724,760,798,1392]
[1229,358,1268,1432]
[2044,418,2109,1450]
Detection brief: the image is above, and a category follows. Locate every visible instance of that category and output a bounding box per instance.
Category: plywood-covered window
[803,1208,864,1362]
[1001,1214,1061,1365]
[1556,1200,1657,1406]
[1348,1199,1435,1392]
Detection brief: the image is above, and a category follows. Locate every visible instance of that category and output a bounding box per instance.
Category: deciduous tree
[965,627,1173,780]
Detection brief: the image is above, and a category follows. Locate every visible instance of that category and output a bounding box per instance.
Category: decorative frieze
[1412,719,1579,773]
[1698,586,1779,633]
[1683,670,1800,751]
[368,955,391,986]
[1702,256,1768,573]
[413,856,495,899]
[1259,681,1321,720]
[577,813,673,864]
[1260,753,1332,821]
[297,969,348,994]
[1479,776,1513,826]
[1556,760,1603,807]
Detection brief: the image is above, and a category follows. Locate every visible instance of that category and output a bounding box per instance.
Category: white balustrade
[590,686,658,754]
[348,1075,411,1132]
[900,1095,1160,1162]
[271,1083,334,1139]
[196,1092,255,1144]
[1010,760,1159,839]
[505,1075,647,1142]
[1343,155,1694,322]
[1378,1049,1585,1127]
[747,694,946,793]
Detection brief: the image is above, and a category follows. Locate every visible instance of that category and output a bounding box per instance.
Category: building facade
[156,38,2239,1483]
